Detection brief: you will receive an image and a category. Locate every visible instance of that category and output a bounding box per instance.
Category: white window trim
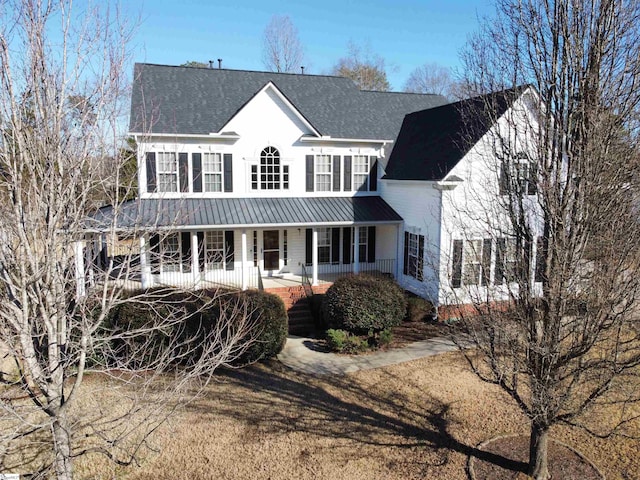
[353,155,370,192]
[315,155,332,192]
[157,152,178,193]
[202,152,223,193]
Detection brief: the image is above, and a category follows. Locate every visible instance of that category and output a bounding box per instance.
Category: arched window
[260,146,280,190]
[250,147,289,190]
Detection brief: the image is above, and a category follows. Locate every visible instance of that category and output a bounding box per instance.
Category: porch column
[396,223,404,280]
[312,227,318,286]
[241,229,248,290]
[353,226,360,274]
[191,231,199,286]
[140,234,152,289]
[74,240,86,298]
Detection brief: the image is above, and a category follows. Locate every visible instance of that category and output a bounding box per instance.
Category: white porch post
[396,223,404,280]
[140,235,152,289]
[241,229,248,290]
[353,226,360,274]
[312,227,318,286]
[74,240,85,298]
[191,231,199,286]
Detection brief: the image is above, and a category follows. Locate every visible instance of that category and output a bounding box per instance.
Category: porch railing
[300,264,313,297]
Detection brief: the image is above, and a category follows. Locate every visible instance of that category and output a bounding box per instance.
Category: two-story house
[89,63,542,323]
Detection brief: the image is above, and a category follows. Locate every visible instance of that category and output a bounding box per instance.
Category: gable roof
[129,63,448,141]
[384,86,527,181]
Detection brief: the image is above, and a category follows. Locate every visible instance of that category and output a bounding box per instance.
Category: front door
[263,230,280,271]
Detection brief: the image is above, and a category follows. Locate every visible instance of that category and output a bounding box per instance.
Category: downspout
[434,185,444,321]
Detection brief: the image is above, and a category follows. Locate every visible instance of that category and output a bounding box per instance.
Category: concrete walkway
[277,336,459,375]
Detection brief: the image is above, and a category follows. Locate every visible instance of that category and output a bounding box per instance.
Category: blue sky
[130,0,494,91]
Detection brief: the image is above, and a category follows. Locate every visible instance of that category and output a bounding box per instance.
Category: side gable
[384,86,527,181]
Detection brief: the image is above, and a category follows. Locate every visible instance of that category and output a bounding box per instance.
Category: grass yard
[74,351,640,480]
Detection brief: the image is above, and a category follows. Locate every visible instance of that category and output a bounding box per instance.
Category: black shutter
[224,153,233,192]
[452,240,463,288]
[332,155,341,191]
[367,226,376,263]
[524,236,533,283]
[527,162,537,195]
[224,231,234,271]
[149,234,160,274]
[306,155,314,192]
[418,235,425,281]
[179,153,189,192]
[192,153,202,193]
[343,156,352,191]
[331,228,340,264]
[481,238,492,286]
[197,232,205,272]
[146,152,157,193]
[496,238,506,284]
[535,236,546,282]
[305,228,312,266]
[342,227,351,264]
[403,232,409,275]
[369,158,378,191]
[181,231,191,272]
[499,161,508,195]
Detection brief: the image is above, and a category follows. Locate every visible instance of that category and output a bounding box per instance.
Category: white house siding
[437,98,544,306]
[379,179,442,303]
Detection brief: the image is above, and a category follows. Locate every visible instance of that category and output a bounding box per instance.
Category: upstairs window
[315,155,332,192]
[252,147,288,190]
[203,153,222,192]
[353,155,369,191]
[499,152,537,196]
[157,152,178,192]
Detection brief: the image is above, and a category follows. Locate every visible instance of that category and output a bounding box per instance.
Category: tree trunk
[52,417,73,480]
[528,422,550,480]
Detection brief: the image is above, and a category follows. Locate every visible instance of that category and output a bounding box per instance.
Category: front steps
[266,284,331,336]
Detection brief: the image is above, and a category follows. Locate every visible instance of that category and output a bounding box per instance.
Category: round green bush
[322,275,407,334]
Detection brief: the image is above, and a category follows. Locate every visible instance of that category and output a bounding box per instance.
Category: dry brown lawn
[74,352,639,480]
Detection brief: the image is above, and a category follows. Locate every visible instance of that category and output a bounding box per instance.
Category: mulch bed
[470,435,603,480]
[389,320,453,347]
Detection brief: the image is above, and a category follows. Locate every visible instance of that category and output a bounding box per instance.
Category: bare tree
[261,15,304,73]
[331,41,391,91]
[0,2,258,479]
[446,1,640,479]
[403,62,461,100]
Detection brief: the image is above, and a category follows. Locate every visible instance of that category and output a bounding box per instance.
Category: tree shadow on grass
[188,361,528,475]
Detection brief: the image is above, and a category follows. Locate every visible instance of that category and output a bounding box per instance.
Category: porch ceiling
[88,196,403,231]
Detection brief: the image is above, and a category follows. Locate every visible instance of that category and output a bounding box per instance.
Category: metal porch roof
[89,196,403,231]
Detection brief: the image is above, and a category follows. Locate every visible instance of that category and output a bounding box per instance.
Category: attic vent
[208,60,213,69]
[218,58,222,69]
[301,66,305,74]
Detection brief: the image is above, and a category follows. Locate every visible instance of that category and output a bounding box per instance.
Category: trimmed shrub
[103,287,287,368]
[405,295,436,322]
[326,329,369,354]
[326,328,348,352]
[375,328,393,348]
[322,275,407,334]
[238,290,288,363]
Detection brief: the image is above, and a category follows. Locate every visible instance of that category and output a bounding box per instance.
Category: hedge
[322,275,407,334]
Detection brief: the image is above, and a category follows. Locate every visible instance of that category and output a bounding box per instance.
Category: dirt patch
[470,435,603,480]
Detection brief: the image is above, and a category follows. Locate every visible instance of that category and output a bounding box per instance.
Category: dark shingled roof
[89,196,402,231]
[129,63,448,141]
[384,86,527,181]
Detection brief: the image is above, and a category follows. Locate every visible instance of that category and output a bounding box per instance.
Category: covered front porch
[85,196,403,293]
